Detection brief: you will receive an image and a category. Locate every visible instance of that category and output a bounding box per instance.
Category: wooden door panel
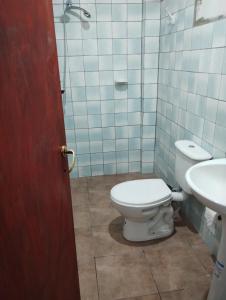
[0,1,80,299]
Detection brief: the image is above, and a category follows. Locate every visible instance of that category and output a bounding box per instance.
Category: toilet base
[123,206,174,242]
[123,219,174,242]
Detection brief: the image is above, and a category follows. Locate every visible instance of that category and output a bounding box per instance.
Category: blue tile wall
[53,0,160,178]
[141,0,160,173]
[155,0,225,254]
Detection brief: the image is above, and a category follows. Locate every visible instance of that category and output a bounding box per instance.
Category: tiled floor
[70,173,214,300]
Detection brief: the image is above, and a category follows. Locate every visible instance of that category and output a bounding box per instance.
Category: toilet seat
[111,179,172,207]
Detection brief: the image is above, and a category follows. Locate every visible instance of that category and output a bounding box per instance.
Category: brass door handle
[61,145,76,173]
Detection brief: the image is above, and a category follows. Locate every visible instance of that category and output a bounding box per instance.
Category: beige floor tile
[88,184,112,193]
[88,175,106,184]
[92,224,143,257]
[71,177,88,184]
[73,207,91,229]
[75,228,94,267]
[71,178,88,193]
[190,241,214,274]
[78,259,99,300]
[88,176,110,191]
[145,244,210,293]
[71,174,214,300]
[120,295,161,300]
[102,174,120,186]
[160,275,210,300]
[142,230,189,254]
[174,223,202,246]
[71,191,89,208]
[160,290,183,300]
[96,254,158,300]
[90,207,120,227]
[88,190,112,208]
[174,224,214,274]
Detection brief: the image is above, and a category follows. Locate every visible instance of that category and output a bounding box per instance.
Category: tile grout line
[94,256,101,300]
[142,249,162,299]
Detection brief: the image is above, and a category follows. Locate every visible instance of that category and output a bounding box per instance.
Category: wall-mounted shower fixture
[65,0,91,18]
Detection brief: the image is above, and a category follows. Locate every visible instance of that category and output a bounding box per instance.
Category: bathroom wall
[155,0,225,254]
[52,0,160,178]
[141,1,160,173]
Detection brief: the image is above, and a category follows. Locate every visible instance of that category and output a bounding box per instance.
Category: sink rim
[185,158,226,214]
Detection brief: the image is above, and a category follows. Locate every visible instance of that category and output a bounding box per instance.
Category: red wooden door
[0,1,80,299]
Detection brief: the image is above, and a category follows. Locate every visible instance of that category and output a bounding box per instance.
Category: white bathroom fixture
[186,159,226,214]
[111,179,173,242]
[186,159,226,300]
[111,140,212,242]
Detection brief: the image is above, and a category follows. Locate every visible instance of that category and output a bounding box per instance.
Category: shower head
[65,1,91,18]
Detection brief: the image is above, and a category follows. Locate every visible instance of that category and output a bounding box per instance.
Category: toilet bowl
[111,140,212,242]
[111,179,174,241]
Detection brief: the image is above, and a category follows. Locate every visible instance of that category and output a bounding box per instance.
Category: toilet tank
[175,140,212,194]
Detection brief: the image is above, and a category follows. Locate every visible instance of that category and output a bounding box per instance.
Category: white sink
[186,158,226,300]
[186,159,226,214]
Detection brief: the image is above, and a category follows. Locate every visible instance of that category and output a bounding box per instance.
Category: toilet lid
[111,179,172,207]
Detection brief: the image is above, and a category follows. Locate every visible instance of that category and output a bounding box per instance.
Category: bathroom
[1,0,226,299]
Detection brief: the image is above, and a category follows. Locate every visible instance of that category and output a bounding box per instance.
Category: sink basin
[186,158,226,214]
[186,158,226,300]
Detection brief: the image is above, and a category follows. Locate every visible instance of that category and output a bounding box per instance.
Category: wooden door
[0,1,80,299]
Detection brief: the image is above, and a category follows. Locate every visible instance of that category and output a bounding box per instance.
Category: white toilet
[111,140,212,242]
